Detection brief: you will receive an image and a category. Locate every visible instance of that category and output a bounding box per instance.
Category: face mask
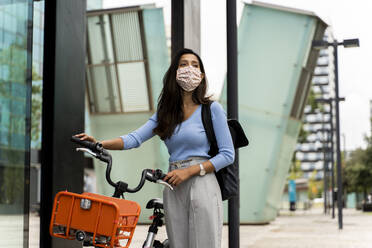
[176,66,203,92]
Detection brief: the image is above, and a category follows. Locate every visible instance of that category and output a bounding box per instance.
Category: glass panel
[88,65,121,113]
[111,11,143,62]
[117,62,149,112]
[31,0,44,151]
[87,14,114,64]
[86,70,96,113]
[86,11,153,114]
[0,0,32,247]
[87,0,103,11]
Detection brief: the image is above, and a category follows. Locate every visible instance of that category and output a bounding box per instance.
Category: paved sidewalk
[235,208,372,248]
[130,208,372,248]
[2,207,372,247]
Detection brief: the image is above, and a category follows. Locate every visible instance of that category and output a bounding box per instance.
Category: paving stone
[2,207,371,247]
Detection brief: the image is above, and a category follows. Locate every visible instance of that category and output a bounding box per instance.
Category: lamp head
[343,39,360,48]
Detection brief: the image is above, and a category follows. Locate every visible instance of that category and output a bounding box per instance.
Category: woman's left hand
[164,168,192,187]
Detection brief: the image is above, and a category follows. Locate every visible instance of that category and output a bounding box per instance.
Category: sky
[103,0,372,151]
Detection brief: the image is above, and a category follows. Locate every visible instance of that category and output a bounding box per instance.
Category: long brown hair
[153,48,210,140]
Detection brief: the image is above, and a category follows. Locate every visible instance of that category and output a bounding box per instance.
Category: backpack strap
[201,102,219,157]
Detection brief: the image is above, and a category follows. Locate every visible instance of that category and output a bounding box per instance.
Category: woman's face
[178,53,204,80]
[178,53,201,69]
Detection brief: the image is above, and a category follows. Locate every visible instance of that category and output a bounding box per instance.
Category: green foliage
[297,124,309,144]
[296,88,323,145]
[291,86,331,199]
[307,88,319,112]
[0,42,27,83]
[308,170,317,199]
[306,170,324,200]
[31,68,42,146]
[0,150,25,204]
[32,67,42,81]
[0,167,24,204]
[364,133,372,147]
[0,35,42,205]
[288,157,303,180]
[0,37,43,146]
[344,141,372,197]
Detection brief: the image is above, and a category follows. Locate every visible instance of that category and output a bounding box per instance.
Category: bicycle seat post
[143,210,164,248]
[143,198,169,248]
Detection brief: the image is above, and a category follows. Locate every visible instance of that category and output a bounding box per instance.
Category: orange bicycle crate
[50,191,141,248]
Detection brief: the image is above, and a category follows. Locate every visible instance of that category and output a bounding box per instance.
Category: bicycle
[49,136,172,248]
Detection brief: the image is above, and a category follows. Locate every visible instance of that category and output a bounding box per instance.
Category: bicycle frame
[49,137,171,248]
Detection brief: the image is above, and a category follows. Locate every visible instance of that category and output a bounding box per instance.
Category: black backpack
[201,102,249,201]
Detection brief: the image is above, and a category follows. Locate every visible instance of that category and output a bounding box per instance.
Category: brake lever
[156,180,174,191]
[76,148,97,157]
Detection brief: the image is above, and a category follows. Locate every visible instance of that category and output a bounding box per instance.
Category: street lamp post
[322,106,329,215]
[313,38,360,230]
[333,39,344,229]
[315,98,337,218]
[329,100,336,219]
[226,1,239,247]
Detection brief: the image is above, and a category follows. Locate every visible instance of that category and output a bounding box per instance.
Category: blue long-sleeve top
[120,101,235,172]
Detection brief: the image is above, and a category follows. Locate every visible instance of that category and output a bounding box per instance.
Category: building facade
[1,1,104,246]
[87,0,103,11]
[295,29,335,181]
[0,0,33,247]
[220,2,327,223]
[85,5,169,223]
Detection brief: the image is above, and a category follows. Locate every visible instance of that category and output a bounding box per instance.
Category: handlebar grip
[155,169,167,180]
[71,136,97,151]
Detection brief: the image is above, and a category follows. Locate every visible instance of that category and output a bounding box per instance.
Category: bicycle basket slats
[50,191,141,248]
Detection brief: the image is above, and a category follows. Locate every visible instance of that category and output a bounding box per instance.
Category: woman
[75,48,234,248]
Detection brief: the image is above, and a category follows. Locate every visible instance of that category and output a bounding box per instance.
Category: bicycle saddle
[146,198,163,209]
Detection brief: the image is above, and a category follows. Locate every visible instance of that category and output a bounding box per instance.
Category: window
[86,9,152,114]
[312,75,329,84]
[316,56,328,66]
[0,1,33,247]
[318,49,328,57]
[313,66,328,75]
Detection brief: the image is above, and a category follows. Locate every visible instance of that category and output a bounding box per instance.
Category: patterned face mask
[176,66,203,92]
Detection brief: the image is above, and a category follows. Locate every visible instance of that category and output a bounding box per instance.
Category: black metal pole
[171,0,184,58]
[23,1,34,247]
[329,100,336,219]
[40,1,86,247]
[323,113,328,214]
[333,41,343,229]
[226,1,239,247]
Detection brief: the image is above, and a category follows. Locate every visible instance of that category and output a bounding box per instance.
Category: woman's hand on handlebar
[164,169,192,187]
[74,133,124,150]
[164,161,215,187]
[74,133,97,143]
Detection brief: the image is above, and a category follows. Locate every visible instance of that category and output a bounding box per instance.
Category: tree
[0,36,43,205]
[0,37,42,146]
[344,141,372,199]
[307,88,319,112]
[307,170,323,200]
[289,158,303,180]
[31,69,42,147]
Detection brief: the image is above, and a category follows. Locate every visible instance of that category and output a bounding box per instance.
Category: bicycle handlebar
[70,136,110,158]
[71,136,172,194]
[71,136,98,151]
[125,168,169,193]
